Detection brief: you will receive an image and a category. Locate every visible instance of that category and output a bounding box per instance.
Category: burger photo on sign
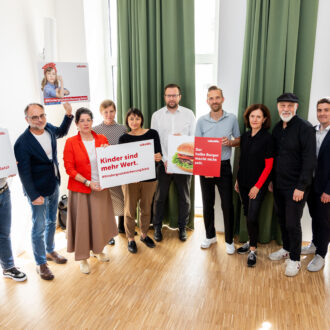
[172,142,194,173]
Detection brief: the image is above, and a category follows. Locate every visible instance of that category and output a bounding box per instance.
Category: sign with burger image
[172,142,195,174]
[168,135,195,175]
[168,135,222,176]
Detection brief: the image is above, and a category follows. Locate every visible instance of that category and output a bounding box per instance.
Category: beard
[211,103,222,112]
[166,101,179,109]
[30,122,46,131]
[280,112,295,122]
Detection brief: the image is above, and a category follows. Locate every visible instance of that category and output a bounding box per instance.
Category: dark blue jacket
[14,115,73,201]
[314,129,330,195]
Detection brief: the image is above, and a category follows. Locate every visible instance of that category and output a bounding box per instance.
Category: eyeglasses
[26,113,47,121]
[165,94,180,99]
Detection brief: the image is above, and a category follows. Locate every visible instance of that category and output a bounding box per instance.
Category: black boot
[118,216,125,233]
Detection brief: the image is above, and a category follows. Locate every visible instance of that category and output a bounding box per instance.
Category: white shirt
[32,131,52,160]
[151,106,196,161]
[32,130,58,176]
[316,124,330,157]
[83,140,99,182]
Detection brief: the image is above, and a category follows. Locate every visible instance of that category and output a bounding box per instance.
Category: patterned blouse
[93,121,127,145]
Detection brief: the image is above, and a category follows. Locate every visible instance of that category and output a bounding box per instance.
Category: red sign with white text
[193,137,222,177]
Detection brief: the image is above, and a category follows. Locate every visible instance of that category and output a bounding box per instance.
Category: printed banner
[38,62,90,105]
[167,135,195,175]
[0,128,18,178]
[96,140,155,188]
[167,135,222,176]
[194,137,222,177]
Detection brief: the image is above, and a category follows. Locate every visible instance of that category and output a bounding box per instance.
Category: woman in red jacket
[63,108,118,274]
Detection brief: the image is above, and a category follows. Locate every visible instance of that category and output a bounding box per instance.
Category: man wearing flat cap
[268,93,316,277]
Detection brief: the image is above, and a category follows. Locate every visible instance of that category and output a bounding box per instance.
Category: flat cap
[277,93,299,103]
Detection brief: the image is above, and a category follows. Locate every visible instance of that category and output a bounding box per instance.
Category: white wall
[0,0,87,254]
[308,0,330,125]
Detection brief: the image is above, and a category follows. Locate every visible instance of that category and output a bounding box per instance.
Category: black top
[237,128,273,189]
[118,128,162,182]
[272,115,316,191]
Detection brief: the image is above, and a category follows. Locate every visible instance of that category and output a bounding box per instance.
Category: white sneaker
[307,254,325,272]
[269,248,289,261]
[96,253,110,262]
[225,242,235,255]
[91,252,110,262]
[285,259,301,277]
[201,237,217,249]
[80,260,90,274]
[301,242,316,255]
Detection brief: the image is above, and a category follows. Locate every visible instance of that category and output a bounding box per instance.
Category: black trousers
[238,185,267,248]
[152,162,192,229]
[307,187,330,258]
[273,187,309,261]
[200,160,234,243]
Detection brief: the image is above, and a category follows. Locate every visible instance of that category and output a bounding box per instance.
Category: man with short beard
[268,93,316,277]
[195,86,240,254]
[151,83,195,242]
[14,102,73,280]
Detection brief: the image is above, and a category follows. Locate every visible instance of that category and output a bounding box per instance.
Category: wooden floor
[1,218,329,330]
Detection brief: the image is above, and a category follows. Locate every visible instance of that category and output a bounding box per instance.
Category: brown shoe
[46,251,67,264]
[36,263,54,280]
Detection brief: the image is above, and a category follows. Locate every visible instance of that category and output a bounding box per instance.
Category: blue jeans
[27,184,59,265]
[0,188,15,270]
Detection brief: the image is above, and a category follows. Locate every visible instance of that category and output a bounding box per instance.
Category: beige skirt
[67,189,118,260]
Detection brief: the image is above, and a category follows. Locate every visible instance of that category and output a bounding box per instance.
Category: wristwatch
[84,180,91,187]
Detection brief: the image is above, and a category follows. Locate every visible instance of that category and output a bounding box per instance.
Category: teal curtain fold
[235,0,319,243]
[117,0,195,228]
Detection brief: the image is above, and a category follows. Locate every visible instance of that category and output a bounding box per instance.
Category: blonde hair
[99,100,116,113]
[41,67,58,91]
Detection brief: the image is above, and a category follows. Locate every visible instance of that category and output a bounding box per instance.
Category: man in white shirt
[302,97,330,272]
[151,84,195,242]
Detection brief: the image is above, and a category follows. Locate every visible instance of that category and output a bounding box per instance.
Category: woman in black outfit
[235,104,274,267]
[119,108,162,253]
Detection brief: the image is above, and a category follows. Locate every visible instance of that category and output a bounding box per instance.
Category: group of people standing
[0,83,329,282]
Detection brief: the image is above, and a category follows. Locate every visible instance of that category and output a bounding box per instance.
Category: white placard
[0,128,18,178]
[38,62,90,105]
[167,135,195,175]
[96,140,156,188]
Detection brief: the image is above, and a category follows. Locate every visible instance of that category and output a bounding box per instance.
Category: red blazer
[63,131,108,193]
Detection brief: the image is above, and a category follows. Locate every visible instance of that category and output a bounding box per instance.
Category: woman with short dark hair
[119,108,162,254]
[235,104,274,267]
[63,107,118,274]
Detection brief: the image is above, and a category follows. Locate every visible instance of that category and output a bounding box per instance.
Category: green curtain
[117,0,196,228]
[235,0,319,243]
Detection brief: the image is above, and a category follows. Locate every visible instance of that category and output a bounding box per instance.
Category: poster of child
[41,62,70,102]
[38,62,90,106]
